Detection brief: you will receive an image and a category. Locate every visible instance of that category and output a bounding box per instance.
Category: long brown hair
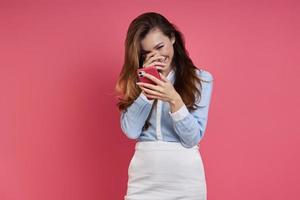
[115,12,206,112]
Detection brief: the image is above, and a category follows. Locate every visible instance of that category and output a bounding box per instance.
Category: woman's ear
[171,33,175,45]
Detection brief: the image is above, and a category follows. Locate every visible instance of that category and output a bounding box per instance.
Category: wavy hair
[115,12,206,112]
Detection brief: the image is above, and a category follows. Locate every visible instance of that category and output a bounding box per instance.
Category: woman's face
[140,28,175,76]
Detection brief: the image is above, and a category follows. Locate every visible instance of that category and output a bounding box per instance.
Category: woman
[115,12,213,200]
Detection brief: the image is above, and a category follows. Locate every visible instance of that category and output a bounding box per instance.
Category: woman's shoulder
[195,67,214,82]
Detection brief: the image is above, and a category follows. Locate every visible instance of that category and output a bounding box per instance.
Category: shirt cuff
[168,104,189,122]
[139,92,154,104]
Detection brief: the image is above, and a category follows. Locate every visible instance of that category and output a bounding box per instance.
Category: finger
[144,62,167,71]
[159,72,168,81]
[144,56,166,68]
[155,66,164,71]
[141,86,164,96]
[144,52,158,63]
[142,73,164,86]
[137,82,160,91]
[143,61,167,69]
[151,61,167,67]
[148,54,165,63]
[140,87,158,99]
[145,94,165,101]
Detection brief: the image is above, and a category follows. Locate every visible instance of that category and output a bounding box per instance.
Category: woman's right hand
[142,52,167,69]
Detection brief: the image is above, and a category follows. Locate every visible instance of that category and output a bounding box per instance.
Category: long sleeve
[168,71,214,148]
[120,92,154,139]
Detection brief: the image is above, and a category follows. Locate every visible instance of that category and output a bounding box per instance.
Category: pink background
[0,0,299,199]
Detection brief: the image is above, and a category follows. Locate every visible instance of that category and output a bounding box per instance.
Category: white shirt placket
[155,68,175,141]
[156,100,163,140]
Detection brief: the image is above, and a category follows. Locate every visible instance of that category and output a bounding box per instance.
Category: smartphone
[137,65,162,84]
[137,65,162,100]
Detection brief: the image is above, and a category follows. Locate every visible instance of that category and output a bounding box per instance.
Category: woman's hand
[136,72,185,113]
[142,52,167,69]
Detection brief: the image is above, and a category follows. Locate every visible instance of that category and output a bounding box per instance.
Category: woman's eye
[141,45,163,57]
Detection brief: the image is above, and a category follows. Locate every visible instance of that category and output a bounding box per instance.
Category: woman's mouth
[156,56,168,72]
[158,56,168,63]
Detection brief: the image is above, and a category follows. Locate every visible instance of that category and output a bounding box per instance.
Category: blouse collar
[166,67,176,84]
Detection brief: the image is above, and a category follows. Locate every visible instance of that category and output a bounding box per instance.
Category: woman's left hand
[136,72,184,108]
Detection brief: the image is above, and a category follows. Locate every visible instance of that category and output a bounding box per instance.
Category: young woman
[115,12,214,200]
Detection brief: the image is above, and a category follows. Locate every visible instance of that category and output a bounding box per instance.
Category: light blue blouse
[120,67,214,148]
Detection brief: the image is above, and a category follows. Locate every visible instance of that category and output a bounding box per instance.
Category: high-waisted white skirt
[124,141,207,200]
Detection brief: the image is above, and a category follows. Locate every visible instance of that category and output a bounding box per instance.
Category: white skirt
[124,141,207,200]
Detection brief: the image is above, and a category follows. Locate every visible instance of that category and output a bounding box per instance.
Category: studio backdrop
[0,0,299,200]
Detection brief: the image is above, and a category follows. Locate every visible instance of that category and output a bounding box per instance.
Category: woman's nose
[148,51,159,58]
[153,50,160,55]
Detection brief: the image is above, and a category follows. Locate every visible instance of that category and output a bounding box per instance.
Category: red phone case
[137,65,161,84]
[137,65,162,100]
